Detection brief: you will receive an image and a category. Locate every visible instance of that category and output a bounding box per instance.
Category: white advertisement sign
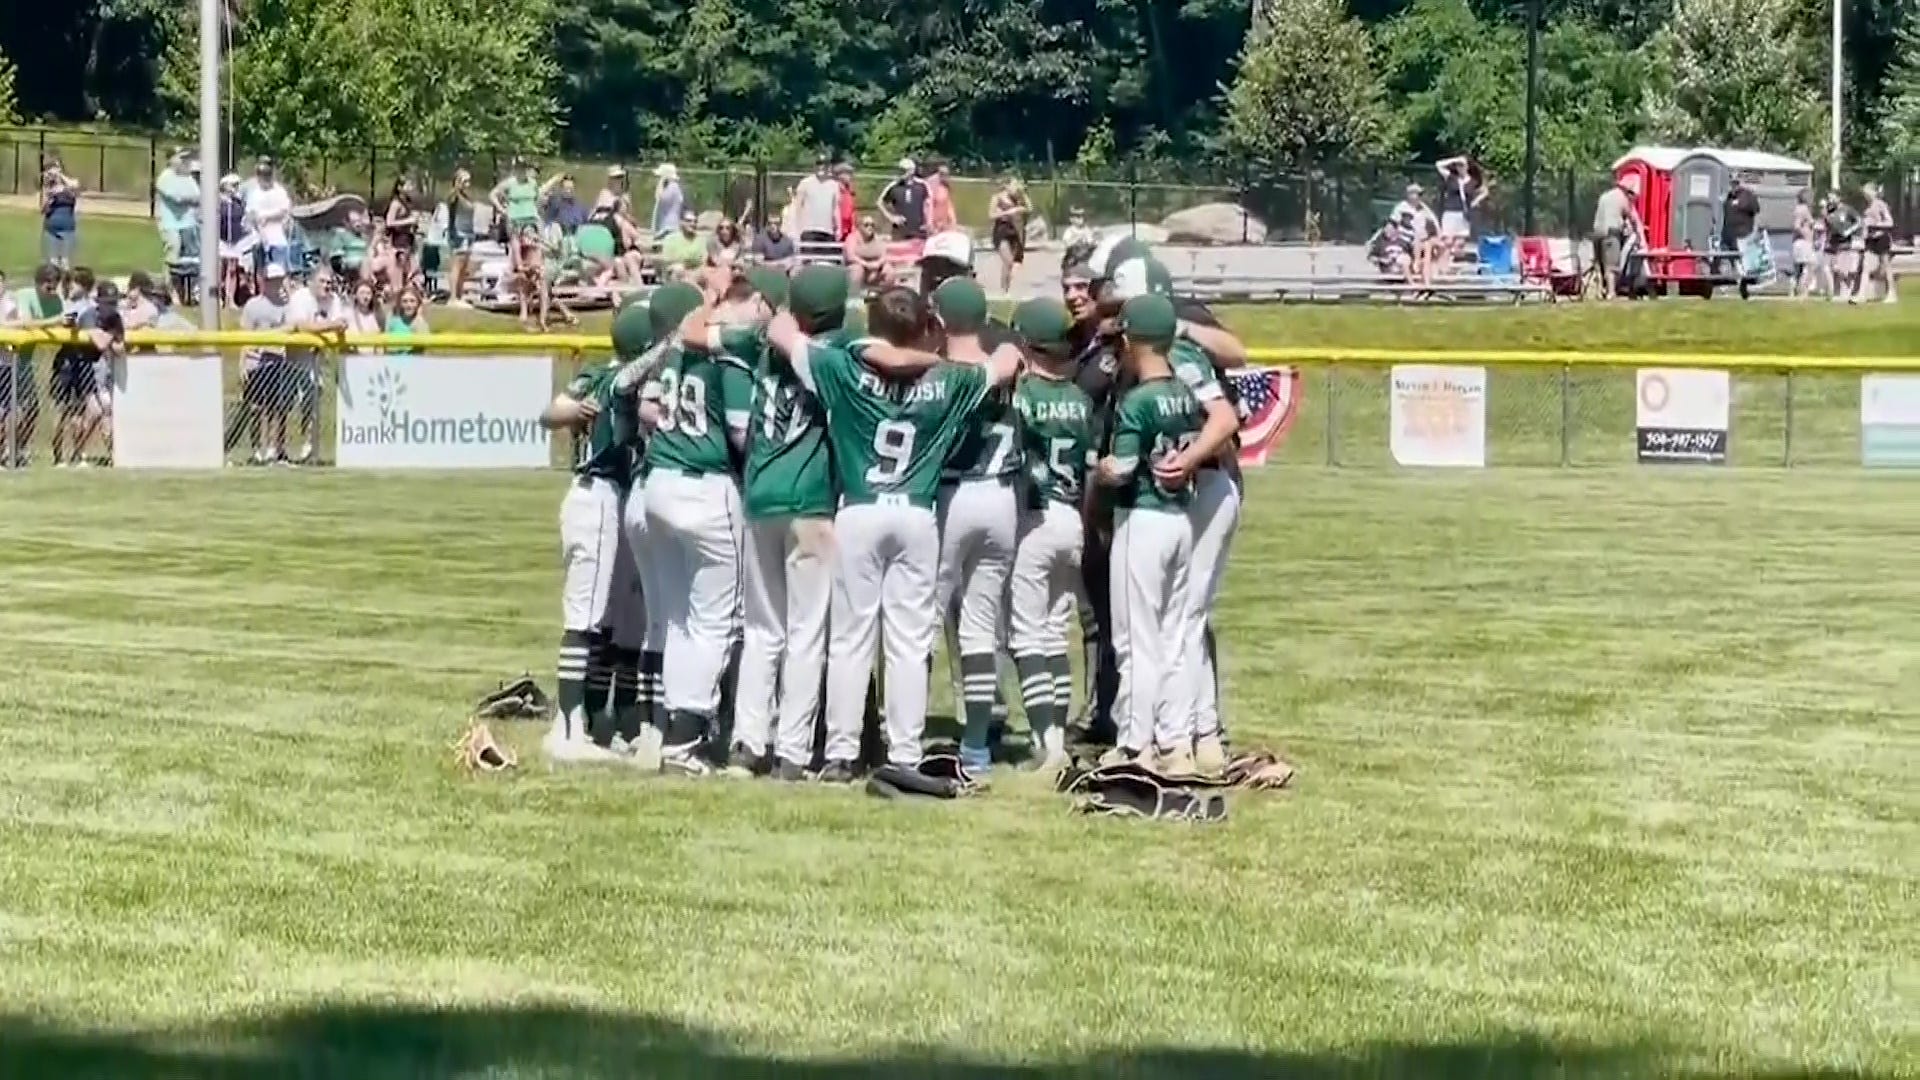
[335,354,552,469]
[1389,364,1487,468]
[1860,374,1920,467]
[1635,368,1730,464]
[111,354,225,469]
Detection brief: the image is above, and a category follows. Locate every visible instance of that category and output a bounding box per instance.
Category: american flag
[1228,366,1302,467]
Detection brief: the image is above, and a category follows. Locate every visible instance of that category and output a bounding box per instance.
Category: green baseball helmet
[610,300,652,360]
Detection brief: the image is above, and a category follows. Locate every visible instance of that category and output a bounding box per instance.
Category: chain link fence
[0,343,1892,473]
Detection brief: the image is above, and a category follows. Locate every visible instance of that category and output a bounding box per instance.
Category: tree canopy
[0,0,1914,179]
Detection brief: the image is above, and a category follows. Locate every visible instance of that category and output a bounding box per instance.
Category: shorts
[992,220,1026,262]
[0,357,37,413]
[1791,238,1815,267]
[243,357,295,410]
[43,226,76,265]
[1865,232,1892,257]
[1595,233,1623,274]
[51,355,97,407]
[1440,211,1471,239]
[390,228,416,253]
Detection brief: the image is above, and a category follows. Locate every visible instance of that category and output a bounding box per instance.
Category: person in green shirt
[765,279,1018,775]
[631,281,753,775]
[1094,293,1205,775]
[928,277,1026,773]
[656,211,709,281]
[491,158,542,235]
[1006,297,1097,775]
[3,263,68,463]
[154,150,200,263]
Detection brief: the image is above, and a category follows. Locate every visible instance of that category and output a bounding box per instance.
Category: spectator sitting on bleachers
[709,219,746,265]
[658,211,708,281]
[844,214,889,291]
[751,218,798,272]
[1366,218,1414,278]
[1390,183,1442,283]
[542,173,587,236]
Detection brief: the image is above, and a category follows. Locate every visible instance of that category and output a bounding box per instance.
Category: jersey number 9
[866,420,914,486]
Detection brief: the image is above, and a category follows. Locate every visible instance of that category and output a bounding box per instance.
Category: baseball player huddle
[538,233,1251,785]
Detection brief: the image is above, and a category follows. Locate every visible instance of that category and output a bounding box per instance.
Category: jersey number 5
[1046,436,1083,494]
[866,420,914,486]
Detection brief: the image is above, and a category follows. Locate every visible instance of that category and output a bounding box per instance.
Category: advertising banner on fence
[1389,364,1487,467]
[336,354,552,469]
[1635,368,1729,464]
[1860,374,1920,467]
[111,354,225,469]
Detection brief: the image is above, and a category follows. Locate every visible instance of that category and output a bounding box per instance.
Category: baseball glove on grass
[453,720,517,773]
[1222,749,1297,791]
[865,752,982,800]
[475,674,553,721]
[1058,759,1228,823]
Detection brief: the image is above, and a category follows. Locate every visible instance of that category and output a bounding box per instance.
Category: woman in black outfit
[384,176,420,288]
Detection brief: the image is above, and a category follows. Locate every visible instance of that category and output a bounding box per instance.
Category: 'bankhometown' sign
[335,354,552,469]
[1860,374,1920,467]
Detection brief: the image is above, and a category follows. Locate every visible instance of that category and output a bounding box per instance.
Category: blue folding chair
[1476,234,1516,277]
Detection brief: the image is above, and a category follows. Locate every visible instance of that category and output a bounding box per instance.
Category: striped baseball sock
[1014,655,1054,741]
[609,645,641,740]
[583,633,612,742]
[1047,654,1074,739]
[555,630,592,740]
[959,653,998,762]
[642,650,666,733]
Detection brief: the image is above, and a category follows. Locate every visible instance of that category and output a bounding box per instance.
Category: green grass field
[1,205,1917,1078]
[0,468,1913,1078]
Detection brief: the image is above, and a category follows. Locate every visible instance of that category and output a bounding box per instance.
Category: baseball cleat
[1154,743,1198,780]
[771,759,809,783]
[1193,733,1227,777]
[815,759,858,785]
[660,742,713,777]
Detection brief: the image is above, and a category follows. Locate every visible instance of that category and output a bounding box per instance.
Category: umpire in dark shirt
[877,158,930,241]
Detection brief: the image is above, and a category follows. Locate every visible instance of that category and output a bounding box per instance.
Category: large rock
[1096,223,1169,246]
[1160,202,1267,245]
[1024,215,1050,245]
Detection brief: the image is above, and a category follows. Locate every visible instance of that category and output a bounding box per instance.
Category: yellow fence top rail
[2,329,1919,373]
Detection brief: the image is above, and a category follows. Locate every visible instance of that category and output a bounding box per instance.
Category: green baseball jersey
[943,379,1023,483]
[797,338,991,510]
[1109,375,1204,511]
[565,361,631,483]
[643,344,754,477]
[705,326,837,520]
[1013,374,1097,510]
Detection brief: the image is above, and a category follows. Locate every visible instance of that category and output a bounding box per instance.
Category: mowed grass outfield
[1,231,1918,1077]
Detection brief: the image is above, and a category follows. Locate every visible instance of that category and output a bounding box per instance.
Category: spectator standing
[445,167,478,307]
[652,163,685,237]
[793,155,842,258]
[385,176,422,289]
[217,173,247,304]
[843,214,888,290]
[1821,192,1861,303]
[750,217,798,272]
[1718,177,1760,279]
[1591,174,1641,298]
[40,155,81,269]
[878,158,930,240]
[988,177,1030,294]
[285,267,349,463]
[927,161,957,234]
[659,211,707,279]
[1436,159,1485,270]
[238,264,294,465]
[1861,183,1897,304]
[1391,182,1442,281]
[492,158,543,238]
[55,278,124,468]
[155,149,200,266]
[345,279,384,352]
[2,264,67,466]
[120,272,161,343]
[245,157,295,280]
[386,287,430,354]
[1790,189,1818,298]
[833,162,857,241]
[330,206,374,287]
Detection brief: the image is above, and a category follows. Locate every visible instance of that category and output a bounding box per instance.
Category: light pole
[197,0,221,328]
[1829,0,1843,192]
[1522,0,1540,235]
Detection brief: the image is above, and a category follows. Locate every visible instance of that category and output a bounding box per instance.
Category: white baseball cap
[920,230,972,267]
[897,157,917,173]
[654,163,678,181]
[263,263,287,281]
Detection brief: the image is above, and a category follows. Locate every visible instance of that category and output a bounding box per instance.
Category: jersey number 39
[655,370,708,436]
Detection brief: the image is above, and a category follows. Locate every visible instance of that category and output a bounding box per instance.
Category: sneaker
[1030,726,1071,776]
[958,743,992,776]
[1156,743,1197,778]
[295,441,315,465]
[723,741,768,779]
[771,759,808,782]
[1193,733,1227,777]
[622,725,664,771]
[542,726,620,764]
[661,742,713,776]
[816,759,857,785]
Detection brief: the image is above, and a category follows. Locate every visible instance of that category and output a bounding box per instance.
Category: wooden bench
[1184,274,1552,305]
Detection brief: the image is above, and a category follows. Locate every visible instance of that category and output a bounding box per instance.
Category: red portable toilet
[1612,145,1688,252]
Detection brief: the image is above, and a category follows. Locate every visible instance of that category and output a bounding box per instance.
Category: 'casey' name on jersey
[1016,398,1090,424]
[856,368,949,405]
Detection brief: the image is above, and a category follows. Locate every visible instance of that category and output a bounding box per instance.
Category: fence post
[1127,159,1138,235]
[12,139,20,196]
[1565,170,1577,244]
[1047,139,1061,240]
[1782,369,1795,468]
[4,346,16,467]
[1559,364,1571,466]
[37,129,46,176]
[148,134,159,219]
[368,146,378,203]
[1333,168,1346,244]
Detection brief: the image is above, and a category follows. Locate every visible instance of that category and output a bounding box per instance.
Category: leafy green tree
[1877,0,1920,164]
[1221,0,1389,169]
[1641,0,1823,155]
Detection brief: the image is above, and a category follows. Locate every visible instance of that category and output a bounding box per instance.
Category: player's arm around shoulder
[1097,388,1143,486]
[543,366,607,430]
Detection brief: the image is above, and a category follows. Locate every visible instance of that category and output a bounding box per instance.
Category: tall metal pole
[197,0,221,328]
[1829,0,1843,192]
[1522,0,1540,235]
